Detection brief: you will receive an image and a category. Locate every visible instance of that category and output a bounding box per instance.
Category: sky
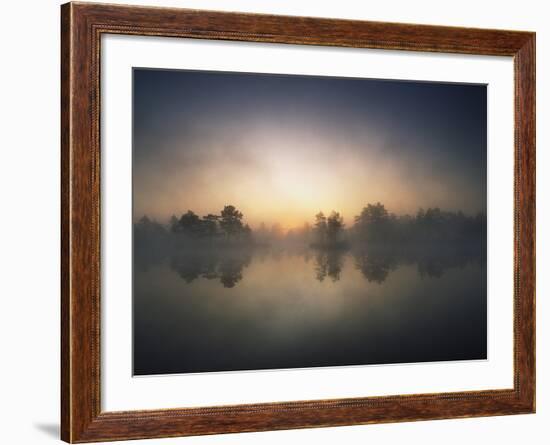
[133,68,487,230]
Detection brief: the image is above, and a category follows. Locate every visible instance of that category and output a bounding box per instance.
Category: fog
[133,69,486,229]
[132,69,487,375]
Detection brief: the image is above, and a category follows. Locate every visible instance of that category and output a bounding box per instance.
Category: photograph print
[133,68,487,376]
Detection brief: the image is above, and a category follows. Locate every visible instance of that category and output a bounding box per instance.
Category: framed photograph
[61,2,535,442]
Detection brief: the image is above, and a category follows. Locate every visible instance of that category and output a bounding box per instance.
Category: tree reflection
[352,242,484,283]
[170,249,251,288]
[314,249,345,282]
[142,242,483,288]
[353,250,396,283]
[415,244,483,279]
[134,202,485,288]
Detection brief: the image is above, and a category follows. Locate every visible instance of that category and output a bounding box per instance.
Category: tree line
[308,202,485,248]
[170,205,252,241]
[350,202,485,244]
[134,201,486,248]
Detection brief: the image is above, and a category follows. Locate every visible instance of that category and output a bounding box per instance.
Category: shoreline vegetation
[135,202,486,248]
[134,203,486,288]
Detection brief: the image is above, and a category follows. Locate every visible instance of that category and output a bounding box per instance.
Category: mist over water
[133,241,486,375]
[132,69,488,375]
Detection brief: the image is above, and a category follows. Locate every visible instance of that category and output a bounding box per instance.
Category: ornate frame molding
[61,2,535,442]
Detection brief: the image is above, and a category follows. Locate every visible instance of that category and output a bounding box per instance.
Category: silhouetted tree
[169,214,179,231]
[135,215,166,238]
[351,202,487,245]
[326,211,345,243]
[172,210,201,235]
[201,214,220,238]
[219,205,244,239]
[354,202,391,240]
[314,212,327,244]
[168,205,254,243]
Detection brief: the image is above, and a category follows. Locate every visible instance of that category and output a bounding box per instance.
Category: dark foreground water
[133,244,486,375]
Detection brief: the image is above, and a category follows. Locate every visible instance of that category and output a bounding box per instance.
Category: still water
[134,245,486,375]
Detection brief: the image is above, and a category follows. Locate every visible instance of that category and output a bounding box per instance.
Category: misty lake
[132,69,488,376]
[133,244,486,375]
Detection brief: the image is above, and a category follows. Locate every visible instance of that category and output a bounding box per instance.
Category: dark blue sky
[133,68,486,228]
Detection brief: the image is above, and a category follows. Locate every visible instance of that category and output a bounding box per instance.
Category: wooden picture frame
[61,2,535,442]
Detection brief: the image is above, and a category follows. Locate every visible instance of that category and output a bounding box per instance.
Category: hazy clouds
[133,69,486,229]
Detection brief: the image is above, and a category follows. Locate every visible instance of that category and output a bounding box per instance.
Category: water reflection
[133,243,487,375]
[133,208,486,375]
[170,249,251,288]
[137,241,483,288]
[314,249,344,282]
[353,249,395,283]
